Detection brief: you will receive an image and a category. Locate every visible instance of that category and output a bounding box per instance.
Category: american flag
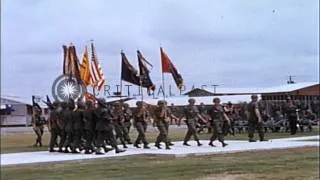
[89,42,105,91]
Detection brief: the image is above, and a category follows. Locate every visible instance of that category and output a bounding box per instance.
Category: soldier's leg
[49,129,58,152]
[190,122,202,146]
[115,124,127,148]
[84,130,94,153]
[123,122,132,143]
[209,123,218,146]
[72,130,81,153]
[58,130,66,152]
[216,122,228,147]
[257,121,266,141]
[248,121,256,142]
[63,132,73,152]
[164,122,173,145]
[155,125,163,148]
[183,123,192,145]
[95,130,106,154]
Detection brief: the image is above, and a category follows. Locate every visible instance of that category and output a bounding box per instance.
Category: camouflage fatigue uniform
[183,103,202,146]
[133,102,150,149]
[83,101,96,154]
[62,104,73,153]
[32,110,46,147]
[123,104,132,144]
[247,100,265,141]
[113,103,128,148]
[48,103,60,152]
[208,104,227,147]
[154,101,170,149]
[71,104,84,153]
[95,100,124,154]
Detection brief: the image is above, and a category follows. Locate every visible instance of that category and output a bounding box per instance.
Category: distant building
[0,96,48,127]
[185,82,320,104]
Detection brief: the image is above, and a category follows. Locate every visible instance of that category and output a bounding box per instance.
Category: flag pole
[160,47,166,101]
[120,50,123,96]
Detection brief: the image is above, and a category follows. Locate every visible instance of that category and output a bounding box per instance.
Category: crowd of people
[30,95,319,155]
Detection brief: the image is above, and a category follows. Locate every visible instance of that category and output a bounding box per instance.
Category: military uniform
[154,101,170,149]
[48,103,60,152]
[133,101,150,149]
[183,99,202,146]
[95,99,124,154]
[284,101,299,135]
[83,101,96,154]
[208,104,228,147]
[71,103,84,153]
[62,103,74,153]
[113,103,128,148]
[123,104,132,144]
[58,102,67,152]
[32,110,46,147]
[247,96,265,142]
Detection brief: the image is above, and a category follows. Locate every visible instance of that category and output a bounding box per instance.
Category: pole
[162,72,166,100]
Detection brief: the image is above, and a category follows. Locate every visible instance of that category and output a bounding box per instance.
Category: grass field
[1,126,319,153]
[1,147,319,180]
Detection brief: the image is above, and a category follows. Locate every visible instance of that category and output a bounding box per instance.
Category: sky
[1,0,319,101]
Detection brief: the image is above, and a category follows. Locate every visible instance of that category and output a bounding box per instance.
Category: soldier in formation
[208,98,229,147]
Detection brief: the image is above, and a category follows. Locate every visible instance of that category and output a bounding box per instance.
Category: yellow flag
[80,46,91,87]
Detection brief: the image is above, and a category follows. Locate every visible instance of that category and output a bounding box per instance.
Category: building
[185,82,320,104]
[0,95,49,127]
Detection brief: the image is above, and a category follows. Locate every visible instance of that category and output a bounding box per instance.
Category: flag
[32,95,41,111]
[160,47,183,89]
[121,51,140,85]
[90,42,105,91]
[137,50,155,91]
[80,46,92,86]
[42,95,53,109]
[62,44,82,83]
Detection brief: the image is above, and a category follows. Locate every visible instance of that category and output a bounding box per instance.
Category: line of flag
[61,42,183,100]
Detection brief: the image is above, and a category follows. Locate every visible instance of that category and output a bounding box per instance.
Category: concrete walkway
[1,136,318,166]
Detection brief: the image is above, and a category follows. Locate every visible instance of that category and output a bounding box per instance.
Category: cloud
[1,0,319,99]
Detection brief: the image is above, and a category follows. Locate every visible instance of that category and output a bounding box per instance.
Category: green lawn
[1,147,319,180]
[1,127,319,154]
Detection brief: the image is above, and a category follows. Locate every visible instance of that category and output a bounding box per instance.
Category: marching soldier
[32,107,46,147]
[247,94,267,142]
[284,97,299,135]
[95,98,125,154]
[223,102,235,136]
[123,103,133,144]
[154,100,171,150]
[183,98,206,146]
[197,102,209,134]
[58,102,67,152]
[48,102,60,152]
[83,100,96,154]
[71,101,85,153]
[62,100,74,153]
[113,102,128,148]
[133,101,150,149]
[163,101,176,146]
[208,98,229,147]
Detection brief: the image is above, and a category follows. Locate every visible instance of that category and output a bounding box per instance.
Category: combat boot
[183,142,191,146]
[197,140,203,146]
[143,144,151,149]
[222,142,228,147]
[155,143,162,149]
[208,142,216,147]
[249,139,256,142]
[115,149,125,153]
[123,144,128,148]
[134,143,141,148]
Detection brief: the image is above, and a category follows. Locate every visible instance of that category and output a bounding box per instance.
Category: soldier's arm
[254,103,262,122]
